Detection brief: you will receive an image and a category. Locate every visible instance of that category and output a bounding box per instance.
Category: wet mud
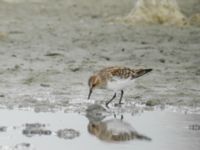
[0,0,200,149]
[0,0,199,111]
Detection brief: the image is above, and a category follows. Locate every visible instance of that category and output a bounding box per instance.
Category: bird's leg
[120,115,124,120]
[106,93,116,108]
[114,90,124,107]
[114,113,116,118]
[119,90,124,104]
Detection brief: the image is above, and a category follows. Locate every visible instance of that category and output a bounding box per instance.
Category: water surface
[0,108,200,150]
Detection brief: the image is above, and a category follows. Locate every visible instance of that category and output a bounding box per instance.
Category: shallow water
[0,0,200,149]
[0,107,200,150]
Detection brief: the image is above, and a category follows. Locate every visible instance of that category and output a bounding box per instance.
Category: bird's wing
[130,68,152,79]
[99,67,152,80]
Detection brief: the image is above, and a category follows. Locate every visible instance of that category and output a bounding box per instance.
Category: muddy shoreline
[0,1,200,149]
[0,0,200,112]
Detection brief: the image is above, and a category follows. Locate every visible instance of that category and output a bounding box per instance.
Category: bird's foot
[113,114,123,120]
[105,103,110,108]
[120,115,124,120]
[114,102,124,107]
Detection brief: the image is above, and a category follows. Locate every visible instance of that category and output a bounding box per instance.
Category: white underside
[105,119,135,134]
[107,77,135,91]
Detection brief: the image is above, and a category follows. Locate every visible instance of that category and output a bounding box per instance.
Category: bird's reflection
[86,104,151,142]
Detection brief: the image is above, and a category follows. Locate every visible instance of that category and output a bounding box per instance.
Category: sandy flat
[0,0,200,112]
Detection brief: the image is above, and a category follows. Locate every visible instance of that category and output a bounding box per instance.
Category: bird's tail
[132,69,152,79]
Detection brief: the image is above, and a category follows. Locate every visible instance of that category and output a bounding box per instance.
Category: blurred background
[0,0,200,109]
[0,0,200,149]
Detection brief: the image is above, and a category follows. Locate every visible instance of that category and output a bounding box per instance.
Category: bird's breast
[106,78,134,91]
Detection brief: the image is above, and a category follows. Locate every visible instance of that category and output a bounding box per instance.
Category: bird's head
[88,75,101,99]
[88,122,102,137]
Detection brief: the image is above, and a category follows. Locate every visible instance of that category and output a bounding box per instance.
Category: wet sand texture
[118,0,188,26]
[0,0,200,111]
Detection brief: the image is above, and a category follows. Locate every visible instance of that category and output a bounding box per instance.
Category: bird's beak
[88,88,93,100]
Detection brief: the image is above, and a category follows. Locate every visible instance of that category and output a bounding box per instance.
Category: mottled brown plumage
[88,66,152,107]
[88,119,151,142]
[97,66,152,80]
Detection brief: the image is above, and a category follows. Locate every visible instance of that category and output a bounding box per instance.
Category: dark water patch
[40,83,50,87]
[22,123,52,137]
[56,128,80,140]
[189,124,200,131]
[145,99,161,106]
[45,53,64,57]
[0,94,5,97]
[14,143,31,149]
[0,126,7,132]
